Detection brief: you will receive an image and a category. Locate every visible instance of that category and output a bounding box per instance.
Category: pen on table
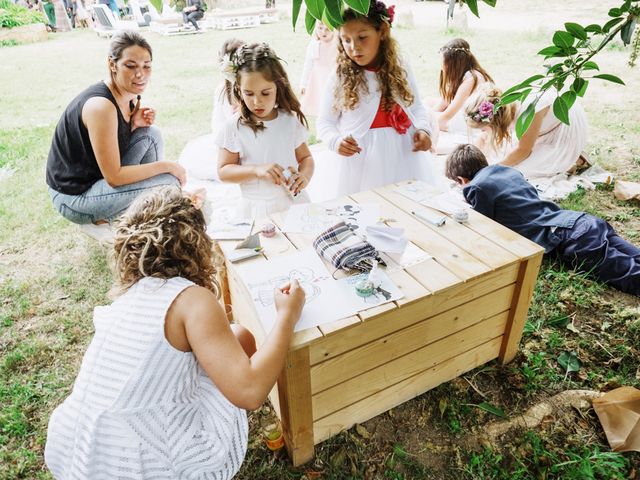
[411,210,446,227]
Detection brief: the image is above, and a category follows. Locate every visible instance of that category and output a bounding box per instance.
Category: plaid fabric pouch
[313,221,384,272]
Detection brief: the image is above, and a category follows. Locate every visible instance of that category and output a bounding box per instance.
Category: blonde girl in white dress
[464,85,588,186]
[317,0,437,196]
[45,186,305,479]
[217,42,315,217]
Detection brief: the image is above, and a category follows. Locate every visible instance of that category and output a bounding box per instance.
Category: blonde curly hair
[465,84,516,151]
[111,186,221,298]
[334,3,414,112]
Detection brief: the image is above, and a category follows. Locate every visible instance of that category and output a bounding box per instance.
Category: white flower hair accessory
[219,52,237,83]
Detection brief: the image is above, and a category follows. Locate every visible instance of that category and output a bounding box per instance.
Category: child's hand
[255,163,286,185]
[338,135,362,157]
[168,162,187,186]
[412,130,432,152]
[286,167,309,195]
[274,279,305,327]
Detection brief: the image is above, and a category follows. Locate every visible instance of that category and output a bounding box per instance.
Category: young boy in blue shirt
[445,144,639,296]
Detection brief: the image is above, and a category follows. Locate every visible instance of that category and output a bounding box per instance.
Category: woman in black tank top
[46,31,185,227]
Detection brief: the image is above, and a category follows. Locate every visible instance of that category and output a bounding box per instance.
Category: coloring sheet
[336,270,404,309]
[235,249,358,333]
[395,181,445,203]
[206,204,253,240]
[282,203,380,235]
[419,191,469,215]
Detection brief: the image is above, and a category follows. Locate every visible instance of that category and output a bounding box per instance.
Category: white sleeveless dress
[45,277,248,480]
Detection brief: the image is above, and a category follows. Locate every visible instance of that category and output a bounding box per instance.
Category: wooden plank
[373,185,519,270]
[277,347,315,467]
[312,311,508,420]
[499,252,544,364]
[350,190,490,279]
[313,336,502,444]
[405,258,462,294]
[308,262,519,366]
[311,284,514,394]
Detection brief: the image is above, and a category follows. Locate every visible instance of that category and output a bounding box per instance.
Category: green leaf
[499,91,525,106]
[322,7,340,29]
[621,18,637,45]
[481,0,496,6]
[438,398,447,418]
[305,9,317,35]
[582,61,599,71]
[608,7,623,17]
[515,103,536,139]
[558,351,581,374]
[561,90,577,109]
[603,17,624,33]
[553,96,570,125]
[565,22,587,40]
[519,74,545,87]
[304,0,324,20]
[344,0,368,15]
[149,0,162,14]
[465,0,479,17]
[324,0,342,26]
[292,0,302,30]
[538,46,563,58]
[593,73,625,85]
[476,402,509,419]
[572,77,588,97]
[584,23,603,34]
[553,30,575,49]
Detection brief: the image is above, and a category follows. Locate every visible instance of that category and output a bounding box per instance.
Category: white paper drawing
[395,181,445,203]
[235,250,359,333]
[380,242,432,273]
[282,203,380,234]
[336,270,404,308]
[419,191,468,215]
[206,204,253,240]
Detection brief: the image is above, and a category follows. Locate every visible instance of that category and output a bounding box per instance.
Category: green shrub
[0,0,46,28]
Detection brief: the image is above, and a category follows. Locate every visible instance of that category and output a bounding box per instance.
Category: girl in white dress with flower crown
[217,42,315,217]
[317,0,437,196]
[45,186,305,479]
[464,85,588,190]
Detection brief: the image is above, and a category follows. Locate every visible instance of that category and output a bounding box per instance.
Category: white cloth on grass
[45,277,248,480]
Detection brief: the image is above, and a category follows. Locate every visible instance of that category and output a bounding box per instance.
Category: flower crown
[218,43,278,83]
[372,1,395,25]
[468,100,497,123]
[439,46,470,54]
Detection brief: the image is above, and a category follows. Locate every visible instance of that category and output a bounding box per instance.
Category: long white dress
[316,58,438,196]
[45,277,248,479]
[513,89,588,181]
[216,110,311,217]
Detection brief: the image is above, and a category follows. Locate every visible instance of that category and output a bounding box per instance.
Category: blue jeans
[49,126,179,224]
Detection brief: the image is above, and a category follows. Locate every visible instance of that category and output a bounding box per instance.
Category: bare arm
[171,281,305,410]
[287,142,315,195]
[438,76,475,130]
[217,147,287,185]
[83,97,184,187]
[501,107,547,167]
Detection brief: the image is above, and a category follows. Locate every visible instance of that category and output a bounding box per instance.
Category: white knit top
[45,277,248,479]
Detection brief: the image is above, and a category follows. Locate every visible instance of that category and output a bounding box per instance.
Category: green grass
[1,3,640,478]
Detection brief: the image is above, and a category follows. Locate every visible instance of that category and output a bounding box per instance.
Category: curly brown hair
[465,84,516,151]
[232,42,307,134]
[219,37,245,106]
[111,186,221,298]
[334,1,414,112]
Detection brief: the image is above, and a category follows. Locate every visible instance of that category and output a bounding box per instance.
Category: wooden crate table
[217,181,544,466]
